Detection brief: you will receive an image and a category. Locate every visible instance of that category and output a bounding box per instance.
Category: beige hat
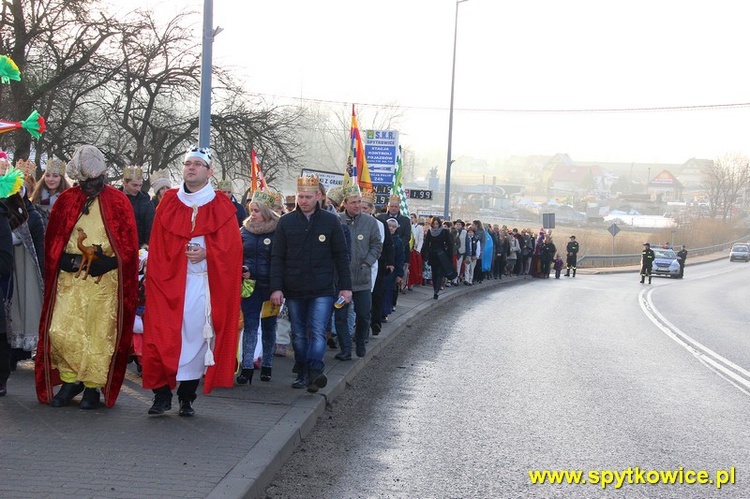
[151,177,171,194]
[67,145,106,181]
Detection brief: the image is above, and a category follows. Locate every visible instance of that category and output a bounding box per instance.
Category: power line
[247,92,750,114]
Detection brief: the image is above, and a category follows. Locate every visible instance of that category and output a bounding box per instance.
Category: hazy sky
[139,0,750,167]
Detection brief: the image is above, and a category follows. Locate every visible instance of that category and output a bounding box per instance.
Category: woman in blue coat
[237,190,279,385]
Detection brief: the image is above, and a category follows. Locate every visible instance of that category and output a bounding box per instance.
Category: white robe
[175,183,215,381]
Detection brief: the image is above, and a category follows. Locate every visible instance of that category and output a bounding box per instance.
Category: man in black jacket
[270,174,352,392]
[121,166,155,248]
[565,235,580,277]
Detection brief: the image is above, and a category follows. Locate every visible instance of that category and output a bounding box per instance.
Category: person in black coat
[270,176,352,391]
[121,166,155,247]
[0,194,17,396]
[677,245,687,278]
[422,216,454,299]
[540,237,556,278]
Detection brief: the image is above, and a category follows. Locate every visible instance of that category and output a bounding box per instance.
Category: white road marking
[639,287,750,396]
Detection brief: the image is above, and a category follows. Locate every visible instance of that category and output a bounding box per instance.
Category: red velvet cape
[141,188,241,394]
[35,186,139,407]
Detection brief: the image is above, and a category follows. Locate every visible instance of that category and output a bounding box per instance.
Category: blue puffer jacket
[240,218,277,290]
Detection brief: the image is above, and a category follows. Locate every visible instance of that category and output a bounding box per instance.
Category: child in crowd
[553,253,564,279]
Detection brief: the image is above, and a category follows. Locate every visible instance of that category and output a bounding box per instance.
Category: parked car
[651,248,682,278]
[729,243,750,262]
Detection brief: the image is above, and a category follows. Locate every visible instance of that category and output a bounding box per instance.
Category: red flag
[348,105,372,192]
[250,149,267,194]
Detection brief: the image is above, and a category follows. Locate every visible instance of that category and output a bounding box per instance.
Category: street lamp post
[444,0,468,220]
[198,0,222,149]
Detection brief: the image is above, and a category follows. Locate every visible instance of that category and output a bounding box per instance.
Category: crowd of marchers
[0,148,582,417]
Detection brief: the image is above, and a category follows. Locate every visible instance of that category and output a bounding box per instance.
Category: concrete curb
[209,275,525,498]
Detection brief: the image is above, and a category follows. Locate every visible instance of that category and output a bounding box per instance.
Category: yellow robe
[48,200,119,387]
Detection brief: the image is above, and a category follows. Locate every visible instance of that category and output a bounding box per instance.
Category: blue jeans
[287,296,334,371]
[241,288,277,369]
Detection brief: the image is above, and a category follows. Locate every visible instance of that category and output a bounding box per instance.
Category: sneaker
[178,398,195,417]
[148,397,172,416]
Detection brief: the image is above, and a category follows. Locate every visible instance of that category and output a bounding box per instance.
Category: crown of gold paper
[45,158,67,176]
[361,190,375,204]
[285,195,296,205]
[123,165,145,180]
[16,159,36,177]
[327,186,344,205]
[297,173,319,192]
[388,194,401,203]
[270,190,283,205]
[217,179,233,191]
[341,184,362,200]
[251,189,276,208]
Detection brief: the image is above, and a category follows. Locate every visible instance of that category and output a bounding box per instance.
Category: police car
[651,247,682,278]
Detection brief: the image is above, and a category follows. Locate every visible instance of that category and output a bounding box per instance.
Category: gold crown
[327,186,344,205]
[285,195,296,205]
[270,190,283,205]
[217,179,233,191]
[251,189,276,208]
[361,190,375,204]
[16,158,36,177]
[388,194,400,203]
[45,158,67,176]
[297,173,319,192]
[123,165,145,180]
[341,184,362,201]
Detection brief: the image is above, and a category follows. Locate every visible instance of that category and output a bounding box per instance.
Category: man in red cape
[142,146,241,417]
[36,145,139,409]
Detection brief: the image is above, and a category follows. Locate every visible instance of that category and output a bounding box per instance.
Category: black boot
[307,369,328,393]
[260,366,272,382]
[564,271,570,277]
[148,386,173,415]
[79,388,100,410]
[291,367,308,389]
[51,382,84,407]
[572,269,576,277]
[177,380,199,417]
[236,368,253,385]
[178,397,195,417]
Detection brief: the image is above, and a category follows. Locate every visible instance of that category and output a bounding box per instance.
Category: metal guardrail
[576,236,750,268]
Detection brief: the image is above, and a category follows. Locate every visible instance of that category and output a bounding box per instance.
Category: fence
[577,236,750,268]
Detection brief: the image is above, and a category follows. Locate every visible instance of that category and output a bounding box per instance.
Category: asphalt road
[265,270,750,498]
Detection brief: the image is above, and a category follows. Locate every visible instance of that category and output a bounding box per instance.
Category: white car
[729,244,750,262]
[651,248,682,278]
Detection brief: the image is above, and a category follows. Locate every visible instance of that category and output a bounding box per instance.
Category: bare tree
[0,0,124,166]
[703,154,750,221]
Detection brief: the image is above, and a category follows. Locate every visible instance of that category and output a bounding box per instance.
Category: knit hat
[67,145,107,181]
[151,177,171,194]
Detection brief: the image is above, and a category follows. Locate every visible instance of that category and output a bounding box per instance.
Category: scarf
[429,227,443,237]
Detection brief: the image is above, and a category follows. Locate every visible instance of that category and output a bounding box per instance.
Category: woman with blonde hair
[30,158,71,228]
[237,190,280,385]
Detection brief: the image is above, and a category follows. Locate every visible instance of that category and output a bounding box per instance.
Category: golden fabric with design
[48,199,119,387]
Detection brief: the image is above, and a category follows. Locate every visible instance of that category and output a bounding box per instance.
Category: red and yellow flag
[250,149,267,194]
[345,104,372,192]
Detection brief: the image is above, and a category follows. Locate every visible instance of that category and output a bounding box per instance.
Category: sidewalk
[1,274,526,499]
